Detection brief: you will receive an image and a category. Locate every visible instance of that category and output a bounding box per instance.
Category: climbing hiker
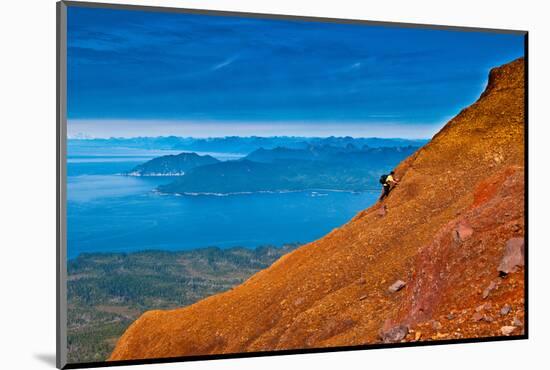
[379,171,399,201]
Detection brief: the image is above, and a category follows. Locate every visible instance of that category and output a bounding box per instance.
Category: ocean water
[66,154,379,260]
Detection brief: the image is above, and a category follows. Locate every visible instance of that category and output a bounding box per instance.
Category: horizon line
[67,134,431,141]
[67,119,445,140]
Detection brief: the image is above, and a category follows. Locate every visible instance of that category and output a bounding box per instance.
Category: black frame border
[56,1,529,369]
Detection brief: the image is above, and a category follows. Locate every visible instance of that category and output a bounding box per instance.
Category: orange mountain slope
[109,58,525,361]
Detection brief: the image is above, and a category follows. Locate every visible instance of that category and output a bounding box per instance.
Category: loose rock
[513,317,523,326]
[453,223,474,243]
[500,304,511,316]
[497,237,525,275]
[379,321,409,343]
[472,312,483,322]
[388,280,406,293]
[500,326,517,335]
[482,280,498,299]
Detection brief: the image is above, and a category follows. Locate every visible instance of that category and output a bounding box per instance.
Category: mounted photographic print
[56,1,528,368]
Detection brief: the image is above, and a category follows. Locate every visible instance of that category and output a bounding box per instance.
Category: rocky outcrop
[109,58,525,361]
[498,237,525,275]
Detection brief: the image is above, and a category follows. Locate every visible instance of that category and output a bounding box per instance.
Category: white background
[0,0,548,369]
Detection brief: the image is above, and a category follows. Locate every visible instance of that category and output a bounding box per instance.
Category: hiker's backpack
[379,174,388,185]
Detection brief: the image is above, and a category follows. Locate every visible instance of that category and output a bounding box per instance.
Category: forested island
[131,144,420,194]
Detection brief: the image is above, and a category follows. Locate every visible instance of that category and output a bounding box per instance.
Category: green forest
[67,244,298,363]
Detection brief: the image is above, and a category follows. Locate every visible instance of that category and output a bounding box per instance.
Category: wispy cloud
[211,56,239,71]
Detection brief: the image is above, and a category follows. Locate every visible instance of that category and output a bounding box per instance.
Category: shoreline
[67,242,302,262]
[126,171,186,177]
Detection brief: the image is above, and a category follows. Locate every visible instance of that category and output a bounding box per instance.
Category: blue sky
[67,6,524,139]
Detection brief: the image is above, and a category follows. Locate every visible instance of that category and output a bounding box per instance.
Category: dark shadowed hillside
[245,145,418,165]
[128,152,219,176]
[158,145,418,194]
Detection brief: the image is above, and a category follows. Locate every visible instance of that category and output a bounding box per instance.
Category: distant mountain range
[69,136,428,155]
[150,144,419,194]
[245,144,416,166]
[128,152,219,176]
